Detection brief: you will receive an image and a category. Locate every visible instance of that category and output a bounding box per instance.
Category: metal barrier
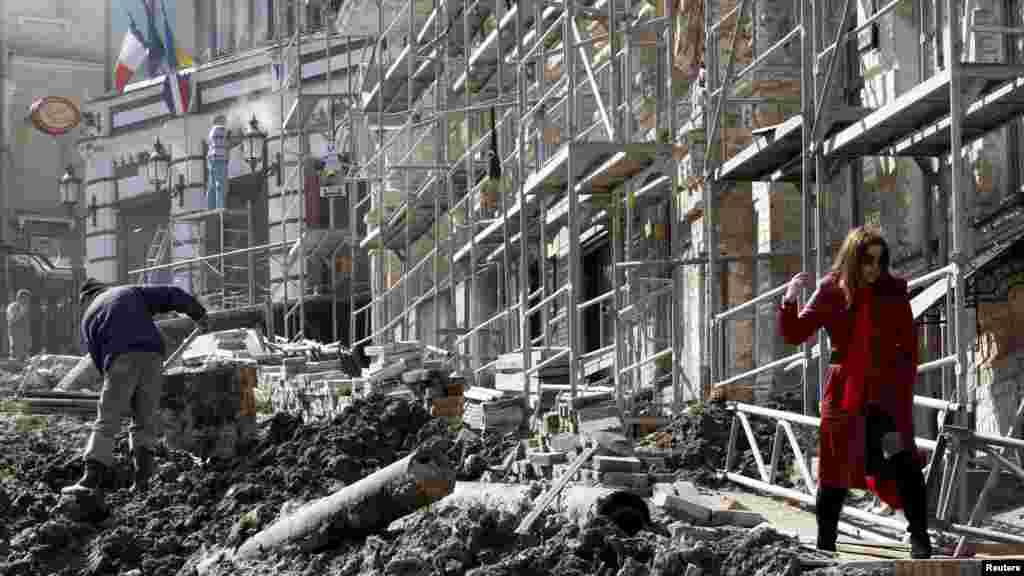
[721,401,1024,547]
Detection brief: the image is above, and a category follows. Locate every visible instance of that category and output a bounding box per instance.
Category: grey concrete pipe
[235,444,456,560]
[425,482,643,528]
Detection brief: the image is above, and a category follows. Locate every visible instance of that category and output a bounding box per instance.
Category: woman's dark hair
[831,225,890,304]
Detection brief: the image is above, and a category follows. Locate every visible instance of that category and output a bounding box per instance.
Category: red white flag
[115,30,149,93]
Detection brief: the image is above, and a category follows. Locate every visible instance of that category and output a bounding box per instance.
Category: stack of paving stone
[463,386,525,432]
[363,341,455,394]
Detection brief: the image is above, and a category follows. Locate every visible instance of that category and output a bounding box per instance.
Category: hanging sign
[29,96,81,135]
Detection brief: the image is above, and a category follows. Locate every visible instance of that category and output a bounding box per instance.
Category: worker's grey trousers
[83,352,164,467]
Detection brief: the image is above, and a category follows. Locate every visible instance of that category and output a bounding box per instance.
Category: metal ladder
[142,225,170,284]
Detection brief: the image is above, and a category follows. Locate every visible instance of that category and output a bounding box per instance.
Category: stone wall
[160,365,258,459]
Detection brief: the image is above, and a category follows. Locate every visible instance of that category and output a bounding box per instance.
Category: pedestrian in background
[63,279,208,502]
[6,289,32,360]
[777,225,931,559]
[207,115,228,210]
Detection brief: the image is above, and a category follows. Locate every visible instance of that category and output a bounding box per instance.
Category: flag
[176,48,194,68]
[141,0,165,80]
[159,0,190,115]
[114,14,149,93]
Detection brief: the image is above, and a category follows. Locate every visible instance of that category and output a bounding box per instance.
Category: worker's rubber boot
[815,486,848,552]
[131,447,154,493]
[891,451,932,559]
[61,459,107,497]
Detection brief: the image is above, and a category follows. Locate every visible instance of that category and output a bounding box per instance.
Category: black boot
[131,447,154,493]
[815,486,848,552]
[890,451,932,559]
[61,459,107,497]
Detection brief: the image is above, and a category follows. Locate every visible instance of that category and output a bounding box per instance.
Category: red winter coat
[778,272,919,508]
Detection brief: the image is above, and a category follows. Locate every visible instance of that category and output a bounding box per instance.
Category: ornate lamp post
[242,115,280,309]
[59,164,84,340]
[147,138,170,192]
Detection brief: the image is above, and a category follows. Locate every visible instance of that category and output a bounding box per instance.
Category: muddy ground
[0,394,881,576]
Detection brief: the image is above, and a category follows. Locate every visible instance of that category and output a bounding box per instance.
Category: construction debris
[234,442,456,559]
[18,355,91,394]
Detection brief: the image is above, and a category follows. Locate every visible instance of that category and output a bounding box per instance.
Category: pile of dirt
[665,393,817,487]
[0,393,454,576]
[186,503,836,576]
[0,393,866,576]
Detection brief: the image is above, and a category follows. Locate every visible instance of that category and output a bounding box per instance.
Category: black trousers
[816,407,929,549]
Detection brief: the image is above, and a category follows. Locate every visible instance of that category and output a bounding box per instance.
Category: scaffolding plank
[452,195,532,263]
[545,147,663,227]
[451,0,550,95]
[462,142,665,263]
[380,164,482,249]
[416,0,493,53]
[283,93,357,132]
[892,74,1024,157]
[363,0,496,116]
[285,228,352,267]
[821,70,954,159]
[716,69,1019,181]
[361,45,415,112]
[715,116,802,182]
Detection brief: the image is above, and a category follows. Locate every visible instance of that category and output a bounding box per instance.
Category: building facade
[79,0,368,342]
[2,0,107,354]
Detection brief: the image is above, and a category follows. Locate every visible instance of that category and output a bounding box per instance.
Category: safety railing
[710,263,962,406]
[721,400,1024,547]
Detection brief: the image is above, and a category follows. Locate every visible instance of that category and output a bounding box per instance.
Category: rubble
[0,389,878,576]
[18,355,92,394]
[656,393,816,488]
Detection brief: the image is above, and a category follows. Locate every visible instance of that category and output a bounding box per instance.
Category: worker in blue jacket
[63,279,208,499]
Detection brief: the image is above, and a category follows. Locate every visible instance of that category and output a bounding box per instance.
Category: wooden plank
[515,445,598,535]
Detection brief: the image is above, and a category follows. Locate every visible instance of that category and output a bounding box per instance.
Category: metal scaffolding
[701,0,1024,549]
[339,0,685,429]
[336,0,1024,550]
[127,3,374,343]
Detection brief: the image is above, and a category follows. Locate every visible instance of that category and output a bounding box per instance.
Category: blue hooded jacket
[81,285,207,375]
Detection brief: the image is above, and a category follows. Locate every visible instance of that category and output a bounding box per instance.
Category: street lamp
[241,115,281,308]
[59,164,81,207]
[58,165,85,348]
[243,114,266,172]
[147,138,170,192]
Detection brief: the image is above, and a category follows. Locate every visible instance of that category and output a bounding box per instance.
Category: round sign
[29,96,82,136]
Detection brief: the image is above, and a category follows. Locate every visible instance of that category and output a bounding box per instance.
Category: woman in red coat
[778,225,931,558]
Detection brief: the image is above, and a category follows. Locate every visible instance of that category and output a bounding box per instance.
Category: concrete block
[593,455,646,473]
[650,472,677,483]
[548,432,581,453]
[431,396,465,417]
[711,509,766,527]
[161,365,256,459]
[600,472,650,490]
[651,492,713,524]
[640,456,667,469]
[529,452,568,466]
[530,462,552,480]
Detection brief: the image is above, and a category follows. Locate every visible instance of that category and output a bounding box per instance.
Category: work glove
[784,272,813,303]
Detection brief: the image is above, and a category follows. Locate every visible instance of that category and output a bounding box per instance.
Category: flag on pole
[141,0,165,80]
[160,0,190,115]
[114,13,149,93]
